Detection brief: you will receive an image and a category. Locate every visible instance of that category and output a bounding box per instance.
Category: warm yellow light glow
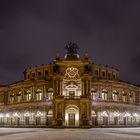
[24,112,30,117]
[13,112,19,118]
[0,114,3,118]
[133,113,138,117]
[36,111,43,117]
[65,113,68,121]
[65,105,79,127]
[91,110,96,116]
[6,114,10,118]
[75,113,79,121]
[124,112,131,117]
[101,111,108,117]
[113,112,119,117]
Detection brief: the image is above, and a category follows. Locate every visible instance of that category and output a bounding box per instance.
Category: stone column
[53,79,56,97]
[85,80,87,95]
[82,79,85,96]
[32,86,35,100]
[58,80,60,95]
[60,80,62,95]
[43,85,47,98]
[108,86,112,101]
[88,80,91,97]
[98,85,101,99]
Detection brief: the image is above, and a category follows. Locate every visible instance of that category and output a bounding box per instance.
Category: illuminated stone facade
[0,43,140,127]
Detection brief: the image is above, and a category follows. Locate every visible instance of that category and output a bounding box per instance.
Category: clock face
[65,67,79,79]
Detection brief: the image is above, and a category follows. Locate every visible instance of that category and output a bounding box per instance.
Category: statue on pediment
[65,42,79,54]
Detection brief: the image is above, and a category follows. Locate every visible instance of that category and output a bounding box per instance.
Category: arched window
[47,88,53,100]
[36,89,42,101]
[129,93,133,103]
[122,92,126,102]
[26,90,31,101]
[17,91,22,102]
[10,94,14,103]
[101,89,108,100]
[91,88,97,100]
[112,90,118,101]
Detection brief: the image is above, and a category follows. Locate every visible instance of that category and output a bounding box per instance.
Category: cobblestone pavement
[0,127,139,140]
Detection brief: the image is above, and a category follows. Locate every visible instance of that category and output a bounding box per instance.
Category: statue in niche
[57,114,63,126]
[84,64,92,74]
[53,64,60,74]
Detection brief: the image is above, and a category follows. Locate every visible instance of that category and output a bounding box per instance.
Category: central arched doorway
[65,105,79,127]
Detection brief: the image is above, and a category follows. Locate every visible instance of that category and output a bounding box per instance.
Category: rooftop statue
[65,42,79,54]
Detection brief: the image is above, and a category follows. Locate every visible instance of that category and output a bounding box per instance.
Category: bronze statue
[65,42,79,54]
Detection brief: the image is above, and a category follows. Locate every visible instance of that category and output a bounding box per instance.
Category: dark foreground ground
[0,127,140,140]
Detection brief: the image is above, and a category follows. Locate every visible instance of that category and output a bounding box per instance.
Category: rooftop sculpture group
[65,42,79,54]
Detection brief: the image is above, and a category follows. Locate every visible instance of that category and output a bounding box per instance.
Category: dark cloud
[0,0,140,84]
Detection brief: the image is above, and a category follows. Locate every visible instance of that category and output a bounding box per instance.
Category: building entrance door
[68,113,75,126]
[65,105,79,127]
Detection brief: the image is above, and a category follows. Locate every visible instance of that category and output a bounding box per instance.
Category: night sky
[0,0,140,85]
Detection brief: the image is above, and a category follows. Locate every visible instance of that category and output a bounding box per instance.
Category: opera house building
[0,43,140,128]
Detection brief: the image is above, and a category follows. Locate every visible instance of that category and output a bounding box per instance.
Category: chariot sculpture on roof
[65,42,79,54]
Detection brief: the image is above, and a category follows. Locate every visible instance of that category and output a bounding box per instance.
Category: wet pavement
[0,127,139,140]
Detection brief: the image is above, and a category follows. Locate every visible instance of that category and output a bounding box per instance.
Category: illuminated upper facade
[0,42,140,127]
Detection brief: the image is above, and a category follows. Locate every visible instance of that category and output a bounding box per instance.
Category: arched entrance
[47,110,53,126]
[91,110,97,126]
[65,105,79,127]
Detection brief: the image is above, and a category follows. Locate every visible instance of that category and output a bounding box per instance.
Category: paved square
[0,127,139,140]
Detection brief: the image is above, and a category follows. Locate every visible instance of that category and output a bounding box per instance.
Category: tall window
[36,89,42,101]
[10,94,14,103]
[91,88,97,100]
[26,90,31,101]
[95,70,99,76]
[38,71,42,76]
[129,94,133,103]
[102,71,105,77]
[112,90,118,101]
[47,88,53,100]
[17,92,22,102]
[48,93,53,100]
[45,70,49,75]
[113,74,116,79]
[32,73,35,77]
[108,73,111,78]
[122,92,126,102]
[101,90,108,100]
[27,75,30,79]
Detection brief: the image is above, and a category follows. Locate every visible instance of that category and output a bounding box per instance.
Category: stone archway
[65,105,79,127]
